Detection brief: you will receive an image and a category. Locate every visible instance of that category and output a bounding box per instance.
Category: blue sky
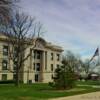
[19,0,100,60]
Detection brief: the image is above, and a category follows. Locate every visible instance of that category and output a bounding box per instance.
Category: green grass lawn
[76,80,100,85]
[0,81,100,100]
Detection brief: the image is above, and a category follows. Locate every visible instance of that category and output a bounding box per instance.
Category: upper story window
[37,51,41,59]
[2,60,8,70]
[34,51,41,59]
[3,46,8,56]
[57,54,60,61]
[36,63,40,71]
[33,63,35,70]
[34,51,36,59]
[51,64,53,71]
[13,61,17,70]
[57,64,60,68]
[51,53,53,60]
[14,47,18,57]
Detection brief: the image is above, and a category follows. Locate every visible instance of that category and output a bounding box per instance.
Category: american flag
[90,47,99,62]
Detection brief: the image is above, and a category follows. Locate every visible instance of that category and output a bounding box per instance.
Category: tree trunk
[15,68,20,86]
[15,51,21,87]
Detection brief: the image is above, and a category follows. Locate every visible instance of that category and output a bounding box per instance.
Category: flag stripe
[90,47,99,62]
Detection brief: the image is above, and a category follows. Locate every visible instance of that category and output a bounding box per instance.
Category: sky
[19,0,100,60]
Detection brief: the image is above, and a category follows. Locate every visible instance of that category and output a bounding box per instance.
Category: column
[27,49,32,83]
[41,51,45,82]
[43,51,45,71]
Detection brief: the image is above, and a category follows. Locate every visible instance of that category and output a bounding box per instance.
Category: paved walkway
[49,92,100,100]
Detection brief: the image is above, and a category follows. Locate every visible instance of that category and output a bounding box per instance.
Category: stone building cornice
[0,34,63,52]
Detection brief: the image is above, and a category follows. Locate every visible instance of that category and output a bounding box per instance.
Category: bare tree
[0,0,18,23]
[81,59,92,79]
[0,12,44,86]
[62,51,82,74]
[51,51,81,89]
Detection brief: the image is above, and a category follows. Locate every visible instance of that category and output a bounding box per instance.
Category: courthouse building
[0,34,63,83]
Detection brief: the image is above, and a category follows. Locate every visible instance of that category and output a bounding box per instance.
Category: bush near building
[51,65,76,90]
[49,51,82,90]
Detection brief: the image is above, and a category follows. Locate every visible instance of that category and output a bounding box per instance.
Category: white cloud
[19,0,100,60]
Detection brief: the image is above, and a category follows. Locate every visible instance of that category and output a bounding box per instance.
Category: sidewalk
[49,92,100,100]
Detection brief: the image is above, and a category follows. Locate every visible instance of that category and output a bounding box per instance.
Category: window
[3,46,8,56]
[37,51,41,59]
[13,74,16,80]
[2,74,7,81]
[34,51,36,59]
[51,53,53,60]
[34,51,41,59]
[2,60,7,70]
[57,54,60,61]
[57,64,59,68]
[33,63,35,70]
[36,63,40,71]
[13,61,17,70]
[14,47,18,57]
[35,74,39,82]
[51,74,53,79]
[51,64,53,71]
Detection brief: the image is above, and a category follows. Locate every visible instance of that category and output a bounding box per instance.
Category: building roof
[33,37,63,52]
[0,33,63,52]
